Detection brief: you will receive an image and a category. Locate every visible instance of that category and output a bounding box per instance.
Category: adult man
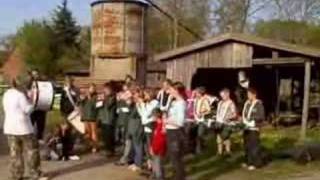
[29,69,48,141]
[3,78,47,180]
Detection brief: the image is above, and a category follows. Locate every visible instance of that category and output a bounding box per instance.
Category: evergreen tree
[51,0,80,48]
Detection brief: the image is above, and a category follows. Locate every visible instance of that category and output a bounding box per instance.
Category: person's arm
[19,93,34,115]
[230,102,237,119]
[254,101,265,124]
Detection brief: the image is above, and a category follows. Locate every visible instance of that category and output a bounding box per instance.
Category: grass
[184,126,320,180]
[46,110,64,132]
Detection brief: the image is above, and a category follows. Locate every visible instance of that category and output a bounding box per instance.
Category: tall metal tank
[91,0,148,56]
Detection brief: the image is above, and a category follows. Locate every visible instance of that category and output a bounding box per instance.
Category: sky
[0,0,96,36]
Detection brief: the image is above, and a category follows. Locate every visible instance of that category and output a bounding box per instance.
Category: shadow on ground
[48,156,115,179]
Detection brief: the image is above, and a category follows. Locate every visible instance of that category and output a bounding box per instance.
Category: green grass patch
[185,126,320,180]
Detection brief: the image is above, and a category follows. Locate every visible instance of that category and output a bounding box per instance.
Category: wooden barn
[155,33,320,137]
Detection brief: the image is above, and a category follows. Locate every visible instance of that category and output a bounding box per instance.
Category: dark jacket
[80,95,98,122]
[127,106,144,143]
[116,100,131,127]
[60,86,80,116]
[243,100,265,128]
[97,95,117,126]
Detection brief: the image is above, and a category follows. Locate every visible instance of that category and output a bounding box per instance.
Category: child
[136,88,159,170]
[80,83,98,153]
[216,88,237,156]
[193,87,211,154]
[116,83,133,145]
[97,82,117,157]
[150,108,166,180]
[242,88,265,170]
[45,123,79,161]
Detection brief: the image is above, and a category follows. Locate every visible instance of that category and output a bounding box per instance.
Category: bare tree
[272,0,320,22]
[210,0,273,33]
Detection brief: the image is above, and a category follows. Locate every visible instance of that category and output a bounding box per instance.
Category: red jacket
[151,118,167,156]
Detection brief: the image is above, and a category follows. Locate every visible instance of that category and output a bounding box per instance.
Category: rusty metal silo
[90,0,148,82]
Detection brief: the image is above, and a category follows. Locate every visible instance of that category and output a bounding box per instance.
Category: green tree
[51,0,80,49]
[15,20,58,77]
[255,20,320,48]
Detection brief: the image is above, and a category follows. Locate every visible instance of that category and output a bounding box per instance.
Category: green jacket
[116,100,131,127]
[97,95,117,126]
[127,106,143,143]
[80,96,98,121]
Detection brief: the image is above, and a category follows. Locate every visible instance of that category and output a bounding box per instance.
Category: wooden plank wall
[166,42,253,88]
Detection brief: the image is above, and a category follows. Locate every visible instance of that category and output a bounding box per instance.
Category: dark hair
[247,87,258,96]
[144,88,157,100]
[152,108,163,119]
[11,79,17,88]
[196,86,206,95]
[104,82,114,93]
[173,82,187,100]
[164,79,173,86]
[88,83,97,96]
[125,75,134,82]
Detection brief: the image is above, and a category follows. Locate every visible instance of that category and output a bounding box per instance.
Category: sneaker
[248,166,256,171]
[69,155,80,161]
[130,165,141,172]
[128,164,136,170]
[241,163,248,168]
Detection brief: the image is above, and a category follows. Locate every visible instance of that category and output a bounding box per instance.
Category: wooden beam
[300,60,312,142]
[253,57,307,65]
[272,51,279,60]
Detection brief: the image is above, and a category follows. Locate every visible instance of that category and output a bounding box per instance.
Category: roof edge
[155,33,320,62]
[91,0,149,7]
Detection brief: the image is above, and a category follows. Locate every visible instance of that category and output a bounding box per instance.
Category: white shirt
[3,88,34,135]
[166,99,186,130]
[137,100,159,133]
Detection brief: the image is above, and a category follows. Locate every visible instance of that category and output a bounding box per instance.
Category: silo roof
[91,0,149,6]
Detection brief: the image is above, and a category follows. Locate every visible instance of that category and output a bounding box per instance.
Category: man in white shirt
[3,79,47,180]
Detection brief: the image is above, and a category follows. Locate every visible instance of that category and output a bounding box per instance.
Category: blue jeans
[133,141,143,167]
[152,155,165,180]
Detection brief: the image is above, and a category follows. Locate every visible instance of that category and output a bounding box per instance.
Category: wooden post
[300,60,311,142]
[275,68,280,116]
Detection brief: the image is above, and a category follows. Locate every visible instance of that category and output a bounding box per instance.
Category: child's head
[220,88,230,101]
[143,88,157,102]
[103,82,113,96]
[152,108,163,119]
[195,87,206,98]
[88,83,97,95]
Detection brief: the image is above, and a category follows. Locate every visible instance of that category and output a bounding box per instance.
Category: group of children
[191,85,266,171]
[46,76,267,179]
